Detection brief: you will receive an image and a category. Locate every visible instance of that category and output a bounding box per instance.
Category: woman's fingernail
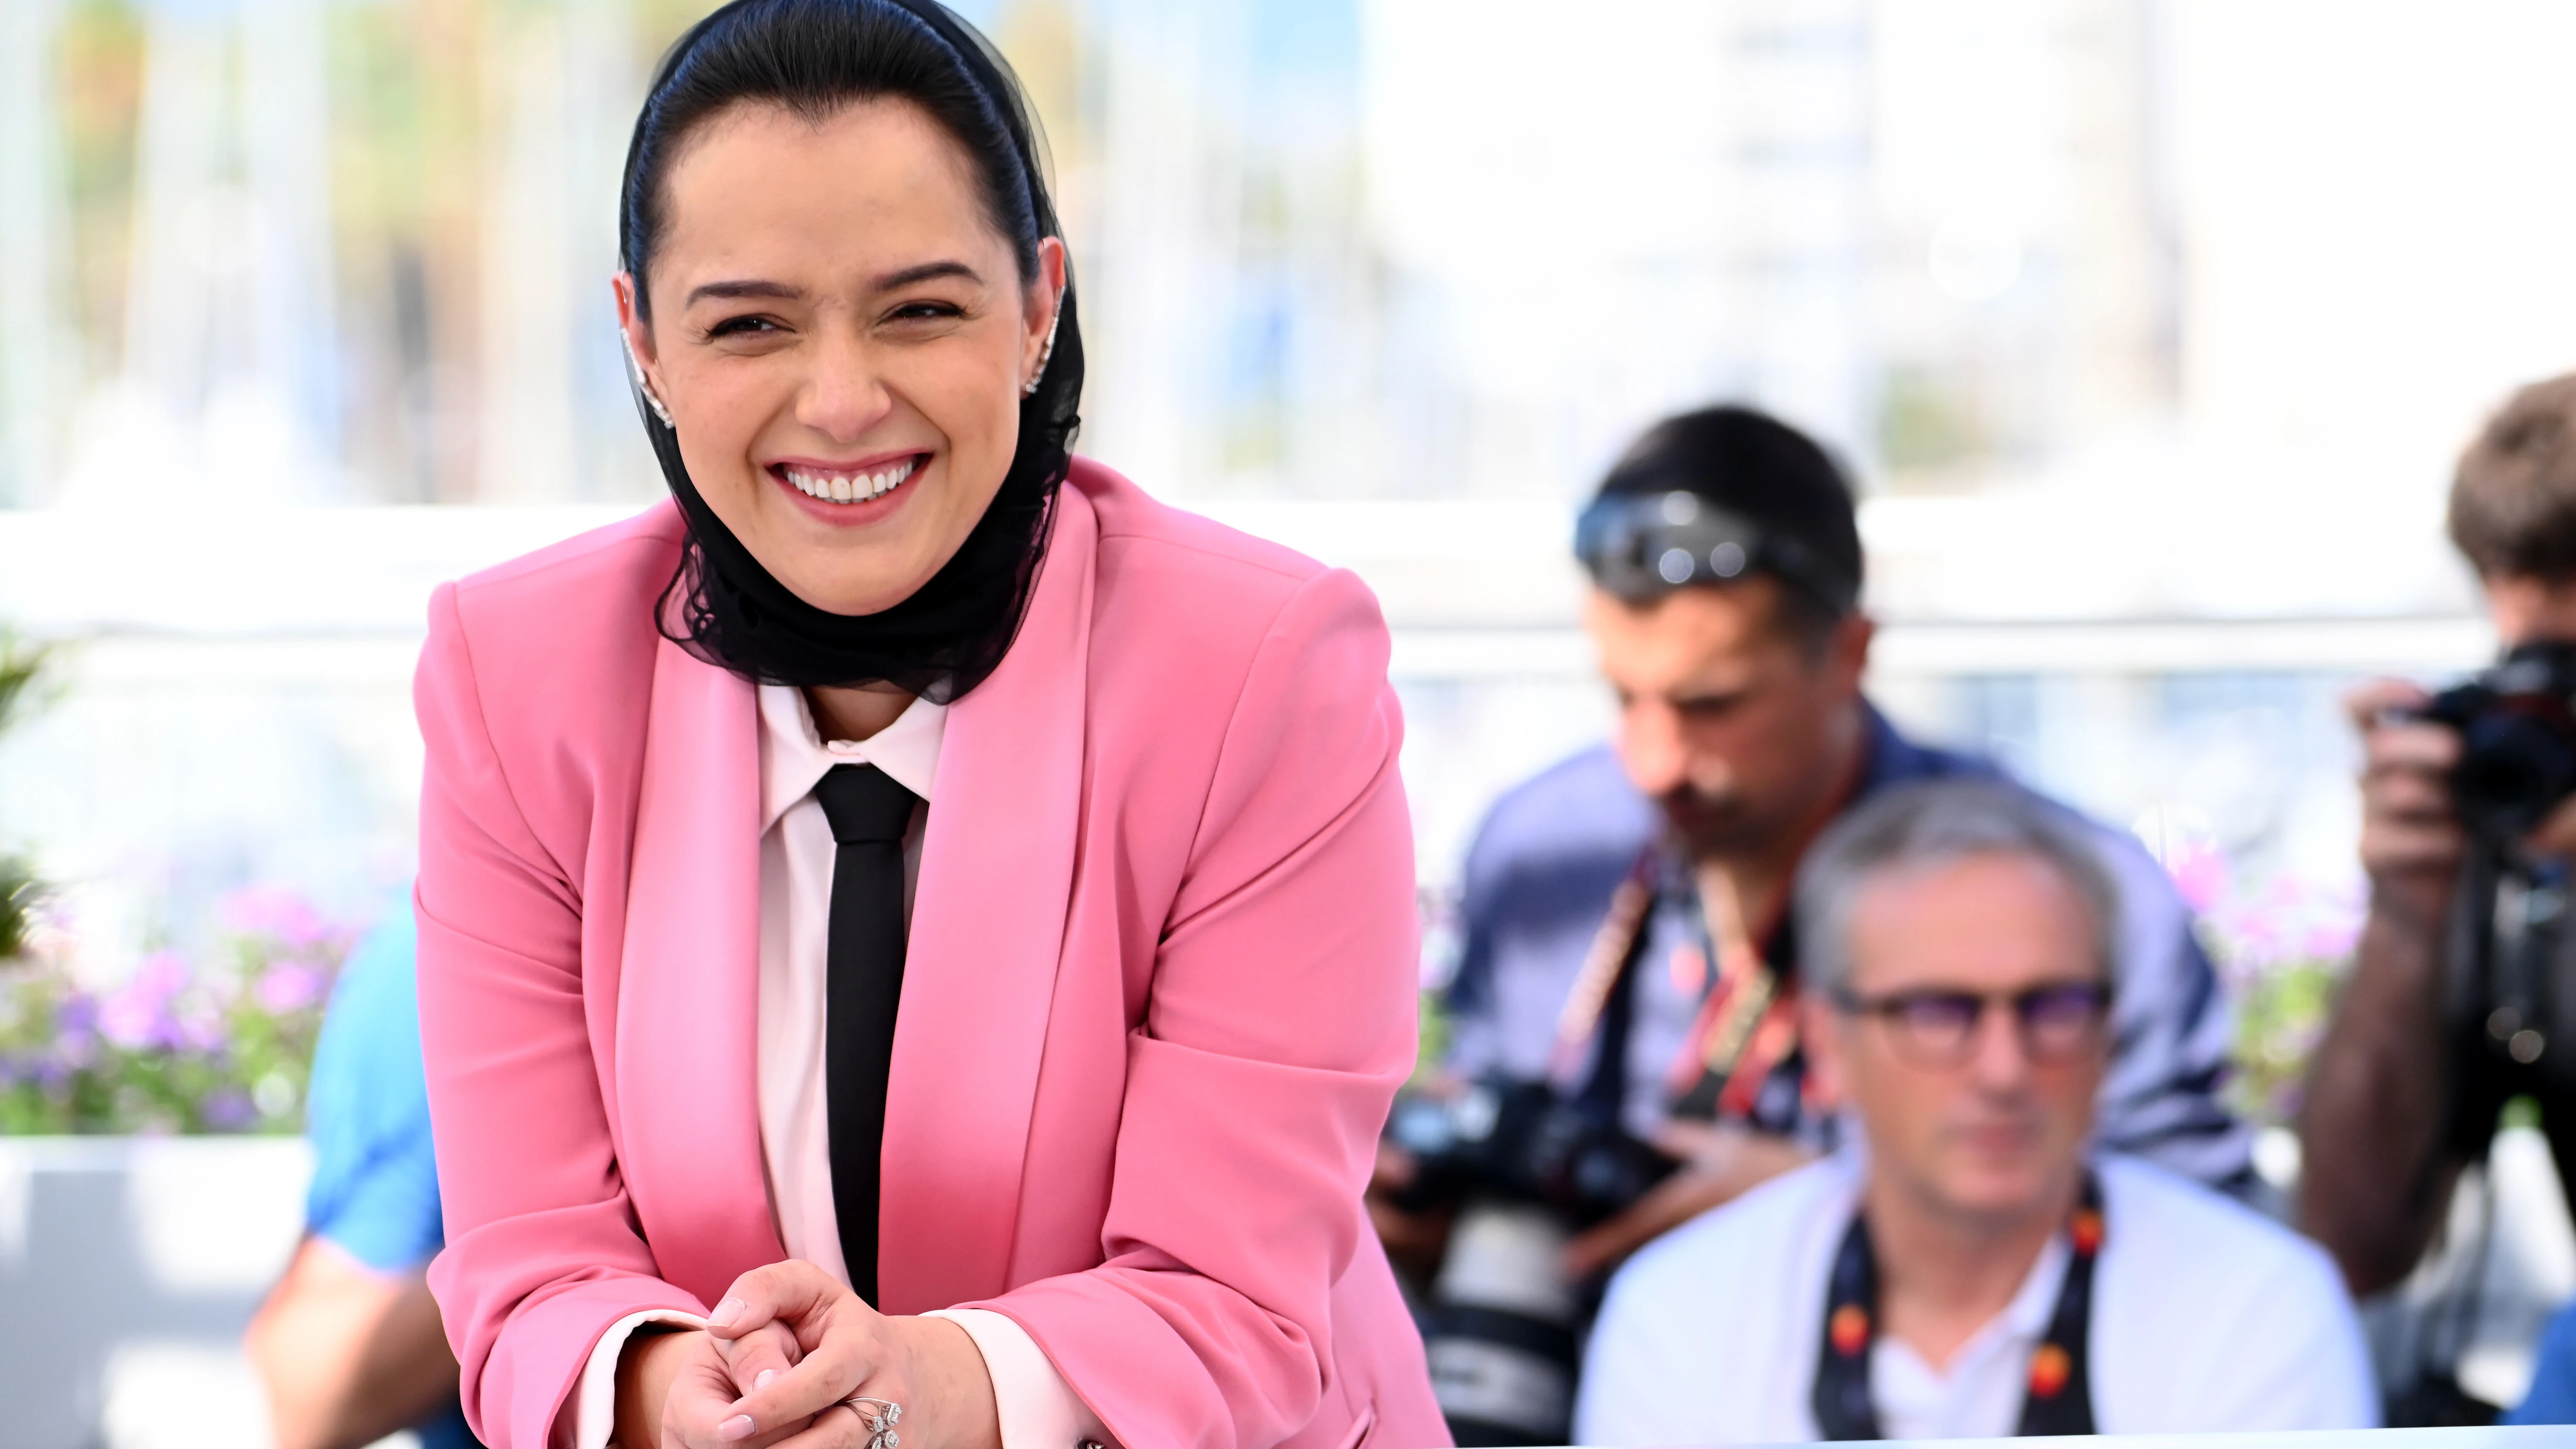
[711,1297,746,1328]
[719,1415,757,1442]
[755,1369,778,1390]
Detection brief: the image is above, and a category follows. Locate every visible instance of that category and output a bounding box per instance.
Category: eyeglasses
[1830,981,2112,1069]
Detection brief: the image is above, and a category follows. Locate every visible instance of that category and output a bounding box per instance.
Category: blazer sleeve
[413,582,709,1448]
[958,566,1420,1449]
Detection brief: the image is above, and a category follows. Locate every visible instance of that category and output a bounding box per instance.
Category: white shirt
[573,685,1106,1449]
[1575,1151,2378,1445]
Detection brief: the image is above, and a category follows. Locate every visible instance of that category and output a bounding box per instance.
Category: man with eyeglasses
[1400,405,2249,1282]
[1575,779,2373,1443]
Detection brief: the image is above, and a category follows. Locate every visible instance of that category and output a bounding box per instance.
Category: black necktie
[813,762,919,1306]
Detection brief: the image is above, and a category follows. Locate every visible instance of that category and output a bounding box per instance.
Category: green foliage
[0,891,351,1136]
[0,625,356,1136]
[2159,838,2362,1128]
[2225,954,2341,1128]
[0,630,50,735]
[1415,990,1451,1086]
[0,629,51,974]
[0,857,38,963]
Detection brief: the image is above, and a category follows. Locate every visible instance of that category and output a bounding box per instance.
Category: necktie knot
[815,763,917,844]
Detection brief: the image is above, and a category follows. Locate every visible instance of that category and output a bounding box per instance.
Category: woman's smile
[769,450,932,522]
[617,95,1066,616]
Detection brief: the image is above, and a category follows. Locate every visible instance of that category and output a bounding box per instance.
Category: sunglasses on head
[1829,980,2112,1068]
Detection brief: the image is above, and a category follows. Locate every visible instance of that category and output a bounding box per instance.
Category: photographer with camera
[1379,405,2251,1444]
[2303,375,2576,1362]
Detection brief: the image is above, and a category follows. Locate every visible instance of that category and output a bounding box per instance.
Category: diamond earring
[622,329,676,429]
[1022,307,1062,397]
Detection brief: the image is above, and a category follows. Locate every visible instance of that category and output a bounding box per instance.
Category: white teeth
[785,457,916,503]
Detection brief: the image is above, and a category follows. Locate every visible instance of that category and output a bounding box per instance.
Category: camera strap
[1669,868,1805,1129]
[1547,848,1664,1091]
[1811,1169,2106,1440]
[1547,847,1805,1131]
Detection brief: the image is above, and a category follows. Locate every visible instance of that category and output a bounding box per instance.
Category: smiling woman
[613,0,1082,718]
[409,4,1443,1449]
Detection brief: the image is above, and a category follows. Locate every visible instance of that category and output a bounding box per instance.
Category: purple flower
[2300,919,2362,961]
[172,1000,229,1053]
[97,994,157,1050]
[99,951,190,1050]
[54,994,97,1035]
[219,887,329,948]
[254,964,323,1016]
[2163,840,2227,915]
[49,1024,95,1070]
[199,1088,256,1130]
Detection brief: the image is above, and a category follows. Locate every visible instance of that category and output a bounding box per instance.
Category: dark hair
[1592,404,1863,648]
[2451,372,2576,583]
[618,0,1083,701]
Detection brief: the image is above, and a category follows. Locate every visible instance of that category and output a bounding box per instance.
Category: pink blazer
[414,460,1446,1449]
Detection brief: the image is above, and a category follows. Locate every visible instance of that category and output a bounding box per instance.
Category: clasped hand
[642,1260,998,1449]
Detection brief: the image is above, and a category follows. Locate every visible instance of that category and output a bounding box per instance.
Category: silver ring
[843,1395,902,1449]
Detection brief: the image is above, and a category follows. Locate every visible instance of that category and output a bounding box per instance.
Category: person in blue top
[2513,1303,2576,1424]
[1385,404,2251,1284]
[246,903,479,1449]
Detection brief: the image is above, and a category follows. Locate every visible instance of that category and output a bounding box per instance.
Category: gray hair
[1795,777,2121,998]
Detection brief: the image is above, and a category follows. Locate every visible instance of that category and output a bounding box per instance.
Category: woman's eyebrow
[685,278,803,307]
[874,260,981,290]
[681,262,981,308]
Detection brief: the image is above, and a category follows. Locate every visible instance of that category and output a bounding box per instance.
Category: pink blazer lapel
[618,638,785,1304]
[878,485,1099,1312]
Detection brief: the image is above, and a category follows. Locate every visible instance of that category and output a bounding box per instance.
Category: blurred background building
[4,0,2576,1442]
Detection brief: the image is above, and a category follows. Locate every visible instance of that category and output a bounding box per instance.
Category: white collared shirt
[574,685,1103,1449]
[1575,1151,2378,1445]
[752,682,943,1288]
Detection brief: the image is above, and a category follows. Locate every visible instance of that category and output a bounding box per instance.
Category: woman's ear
[612,272,650,358]
[612,273,675,429]
[1022,238,1069,388]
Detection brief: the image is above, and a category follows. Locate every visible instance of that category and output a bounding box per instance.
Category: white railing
[0,496,2492,679]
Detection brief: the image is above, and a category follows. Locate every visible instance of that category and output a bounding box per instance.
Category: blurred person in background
[247,905,479,1449]
[2513,1303,2576,1425]
[1575,780,2373,1444]
[1376,404,2247,1443]
[2305,371,2576,1418]
[413,3,1439,1448]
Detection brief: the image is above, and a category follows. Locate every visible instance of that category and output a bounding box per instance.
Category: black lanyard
[1811,1170,2105,1440]
[1552,847,1808,1133]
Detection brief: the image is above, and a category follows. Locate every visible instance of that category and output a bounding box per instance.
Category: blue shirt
[1442,703,2253,1184]
[2511,1300,2576,1423]
[304,904,478,1449]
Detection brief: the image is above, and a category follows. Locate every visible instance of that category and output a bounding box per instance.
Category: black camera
[2419,639,2576,1120]
[1386,1077,1677,1226]
[2423,642,2576,844]
[1385,1079,1677,1446]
